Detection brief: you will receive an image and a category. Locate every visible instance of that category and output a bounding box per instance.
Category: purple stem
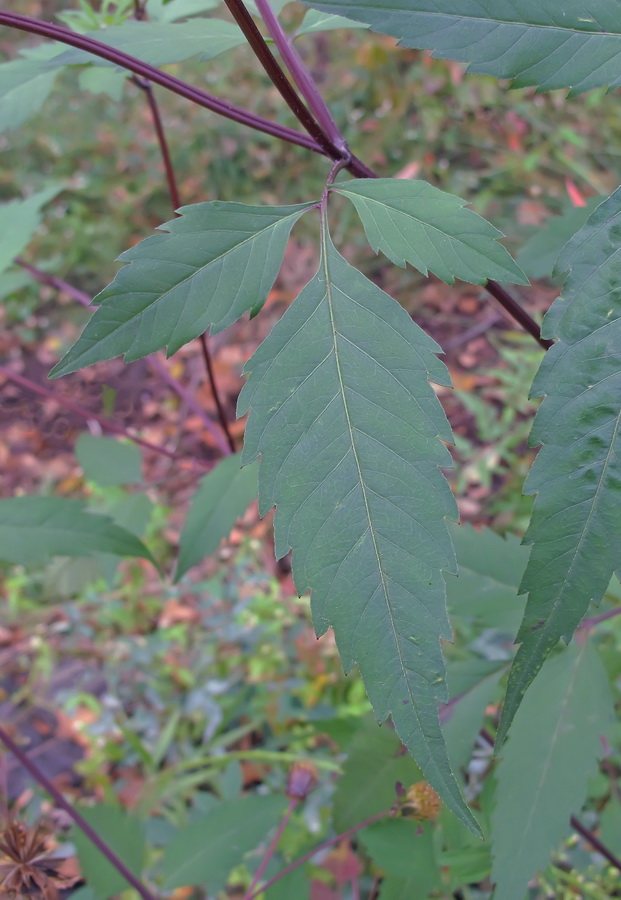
[131,76,182,211]
[0,363,210,468]
[0,726,158,900]
[243,798,299,900]
[199,334,236,454]
[253,0,347,152]
[579,606,621,630]
[245,808,393,900]
[0,12,321,154]
[15,258,232,456]
[570,815,621,873]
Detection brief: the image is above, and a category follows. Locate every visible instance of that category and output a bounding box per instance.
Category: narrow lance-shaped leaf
[50,20,245,69]
[497,189,621,747]
[332,179,527,286]
[0,496,155,566]
[240,228,479,834]
[302,0,621,96]
[50,201,313,378]
[492,641,614,900]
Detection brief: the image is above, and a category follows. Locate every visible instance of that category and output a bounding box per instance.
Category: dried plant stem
[0,726,158,900]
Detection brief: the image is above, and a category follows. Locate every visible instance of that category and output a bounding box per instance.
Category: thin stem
[0,726,158,900]
[15,257,92,306]
[253,0,346,151]
[484,280,552,351]
[131,77,182,210]
[0,364,209,468]
[579,606,621,630]
[16,259,232,455]
[243,798,299,900]
[0,12,321,154]
[245,808,394,900]
[570,815,621,873]
[222,0,340,159]
[199,334,236,454]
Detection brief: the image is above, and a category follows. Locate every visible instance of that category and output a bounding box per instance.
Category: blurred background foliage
[2,2,621,898]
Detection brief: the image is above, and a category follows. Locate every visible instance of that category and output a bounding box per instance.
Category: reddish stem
[243,798,299,900]
[0,364,208,468]
[570,815,621,874]
[131,77,182,211]
[0,12,321,154]
[245,808,393,900]
[15,258,232,456]
[579,607,621,631]
[0,727,158,900]
[199,333,236,454]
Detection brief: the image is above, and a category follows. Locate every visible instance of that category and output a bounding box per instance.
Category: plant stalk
[199,334,236,453]
[245,808,394,900]
[0,12,321,154]
[0,364,209,468]
[570,815,621,873]
[131,77,182,210]
[253,0,346,151]
[243,797,299,900]
[0,726,159,900]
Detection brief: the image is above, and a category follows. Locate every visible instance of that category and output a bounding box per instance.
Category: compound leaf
[492,641,613,900]
[332,179,527,285]
[497,189,621,746]
[176,454,258,580]
[50,201,312,377]
[301,1,621,96]
[0,185,64,276]
[0,496,155,566]
[52,19,245,68]
[240,230,479,834]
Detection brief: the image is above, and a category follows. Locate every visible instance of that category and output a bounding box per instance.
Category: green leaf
[362,821,440,896]
[244,0,292,17]
[333,717,421,832]
[0,496,155,565]
[517,198,603,281]
[72,805,146,900]
[332,179,527,286]
[497,189,621,747]
[78,66,127,101]
[175,453,257,581]
[492,641,614,900]
[50,201,312,378]
[146,0,220,22]
[76,434,143,486]
[160,794,286,890]
[52,19,245,68]
[301,1,621,96]
[240,230,479,834]
[176,454,258,579]
[447,524,528,632]
[0,185,64,277]
[296,9,369,36]
[0,57,62,133]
